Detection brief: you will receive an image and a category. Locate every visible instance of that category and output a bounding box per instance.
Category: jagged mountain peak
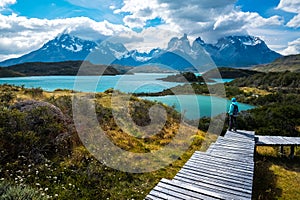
[96,41,128,60]
[194,37,205,45]
[216,35,265,47]
[167,33,193,56]
[41,33,97,53]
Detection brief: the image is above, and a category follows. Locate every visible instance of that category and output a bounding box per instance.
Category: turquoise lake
[0,73,182,93]
[141,95,255,120]
[0,73,254,119]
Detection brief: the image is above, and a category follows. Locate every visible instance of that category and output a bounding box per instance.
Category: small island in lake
[158,72,215,83]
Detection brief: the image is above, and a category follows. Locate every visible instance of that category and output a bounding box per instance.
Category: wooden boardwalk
[145,130,256,200]
[255,135,300,146]
[256,135,300,158]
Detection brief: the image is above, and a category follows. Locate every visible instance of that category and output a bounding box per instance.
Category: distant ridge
[252,54,300,72]
[202,67,262,79]
[0,61,121,77]
[0,33,282,71]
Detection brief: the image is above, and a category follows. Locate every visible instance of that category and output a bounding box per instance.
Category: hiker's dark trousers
[229,115,237,130]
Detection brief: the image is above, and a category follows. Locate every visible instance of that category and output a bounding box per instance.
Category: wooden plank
[216,140,254,148]
[256,136,300,146]
[186,159,254,175]
[218,137,255,145]
[173,175,252,199]
[280,137,296,145]
[224,135,254,141]
[216,142,254,149]
[158,179,224,200]
[194,151,254,164]
[191,153,254,171]
[282,137,300,145]
[171,178,251,200]
[215,139,254,147]
[211,143,254,151]
[268,136,282,144]
[189,156,254,172]
[150,187,185,200]
[207,152,253,162]
[222,133,255,140]
[210,149,253,160]
[189,154,254,169]
[208,145,254,153]
[175,171,253,193]
[183,163,254,183]
[217,137,255,145]
[180,164,253,183]
[294,138,300,144]
[207,148,254,156]
[225,130,255,137]
[145,193,166,200]
[274,136,286,143]
[174,172,253,193]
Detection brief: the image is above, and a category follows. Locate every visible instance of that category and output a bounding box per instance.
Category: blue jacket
[228,102,238,116]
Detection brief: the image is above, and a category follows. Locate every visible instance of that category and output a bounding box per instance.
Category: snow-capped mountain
[195,35,282,67]
[0,33,282,70]
[88,40,130,65]
[0,34,98,66]
[144,34,215,71]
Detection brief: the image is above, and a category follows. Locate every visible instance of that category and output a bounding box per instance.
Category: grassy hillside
[253,54,300,72]
[0,84,207,199]
[0,61,121,77]
[0,67,25,77]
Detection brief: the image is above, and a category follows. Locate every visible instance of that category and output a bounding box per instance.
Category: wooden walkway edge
[145,130,256,200]
[145,131,300,200]
[255,135,300,158]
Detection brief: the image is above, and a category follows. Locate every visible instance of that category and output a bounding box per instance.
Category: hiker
[228,97,239,132]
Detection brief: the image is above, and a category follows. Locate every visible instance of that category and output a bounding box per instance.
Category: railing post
[290,145,295,159]
[280,145,284,156]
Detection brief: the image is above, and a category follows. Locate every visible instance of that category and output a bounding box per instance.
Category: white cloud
[276,0,300,28]
[276,0,300,13]
[286,14,300,28]
[214,12,283,31]
[114,0,169,29]
[0,14,130,61]
[113,27,182,52]
[0,0,16,8]
[280,38,300,55]
[115,0,286,44]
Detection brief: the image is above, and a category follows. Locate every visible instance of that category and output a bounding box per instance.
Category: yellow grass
[241,87,271,96]
[254,146,300,200]
[269,164,300,200]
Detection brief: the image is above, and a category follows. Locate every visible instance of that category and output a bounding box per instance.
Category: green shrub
[24,87,43,98]
[0,181,47,200]
[237,103,300,136]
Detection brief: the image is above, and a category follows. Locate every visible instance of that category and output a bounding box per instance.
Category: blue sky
[0,0,299,61]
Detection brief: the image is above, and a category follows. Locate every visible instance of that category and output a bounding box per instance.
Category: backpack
[233,104,239,116]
